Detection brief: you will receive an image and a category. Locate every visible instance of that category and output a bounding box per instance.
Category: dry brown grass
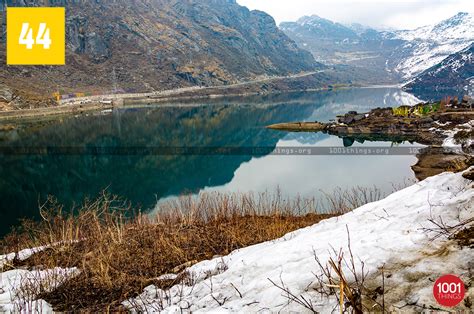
[0,187,384,311]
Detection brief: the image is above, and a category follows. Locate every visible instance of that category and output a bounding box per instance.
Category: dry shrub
[454,129,474,143]
[0,187,382,311]
[320,186,384,213]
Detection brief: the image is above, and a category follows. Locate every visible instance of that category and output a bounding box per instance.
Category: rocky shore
[268,96,474,180]
[0,102,114,123]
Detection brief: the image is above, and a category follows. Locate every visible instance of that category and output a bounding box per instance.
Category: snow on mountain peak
[281,12,473,82]
[297,15,333,27]
[396,12,474,42]
[394,12,474,79]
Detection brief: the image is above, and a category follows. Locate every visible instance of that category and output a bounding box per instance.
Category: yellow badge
[7,7,65,65]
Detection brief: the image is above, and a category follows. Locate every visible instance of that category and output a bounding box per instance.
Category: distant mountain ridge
[282,15,359,41]
[0,0,319,101]
[280,12,474,85]
[280,15,403,84]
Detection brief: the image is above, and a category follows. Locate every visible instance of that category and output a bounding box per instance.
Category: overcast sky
[237,0,473,30]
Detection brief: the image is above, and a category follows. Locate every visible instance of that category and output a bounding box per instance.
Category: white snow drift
[0,267,78,313]
[126,170,473,313]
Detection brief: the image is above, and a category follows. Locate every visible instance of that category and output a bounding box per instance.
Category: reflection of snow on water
[282,132,329,145]
[392,90,424,105]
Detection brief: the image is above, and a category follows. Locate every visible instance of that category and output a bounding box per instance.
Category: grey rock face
[84,32,111,62]
[0,84,13,102]
[66,15,88,54]
[66,16,111,62]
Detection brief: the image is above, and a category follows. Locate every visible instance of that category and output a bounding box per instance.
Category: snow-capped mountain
[395,12,473,41]
[282,15,359,41]
[404,43,474,95]
[280,12,474,85]
[391,12,474,79]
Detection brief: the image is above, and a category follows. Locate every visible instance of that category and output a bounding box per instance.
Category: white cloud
[237,0,474,29]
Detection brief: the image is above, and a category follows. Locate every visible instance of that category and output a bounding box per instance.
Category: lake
[0,88,423,235]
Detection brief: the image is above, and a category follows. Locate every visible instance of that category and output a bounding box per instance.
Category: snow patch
[0,267,79,313]
[0,247,49,269]
[442,120,474,148]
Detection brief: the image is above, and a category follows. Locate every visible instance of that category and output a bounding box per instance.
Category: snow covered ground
[394,39,473,80]
[0,170,472,312]
[0,247,48,269]
[0,245,79,312]
[0,267,78,313]
[126,170,473,312]
[442,120,474,149]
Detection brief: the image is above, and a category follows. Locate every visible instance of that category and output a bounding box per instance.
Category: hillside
[404,43,474,94]
[0,0,319,105]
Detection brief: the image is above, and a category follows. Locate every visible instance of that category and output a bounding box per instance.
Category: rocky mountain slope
[280,12,474,84]
[0,0,319,104]
[404,43,473,95]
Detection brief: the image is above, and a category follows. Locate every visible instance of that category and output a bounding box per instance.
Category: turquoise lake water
[0,88,424,235]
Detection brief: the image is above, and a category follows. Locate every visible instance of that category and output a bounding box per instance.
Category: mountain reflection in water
[0,88,422,235]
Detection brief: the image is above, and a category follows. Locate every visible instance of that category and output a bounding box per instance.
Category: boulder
[461,95,473,108]
[462,168,474,181]
[338,115,355,125]
[353,114,366,122]
[419,117,434,124]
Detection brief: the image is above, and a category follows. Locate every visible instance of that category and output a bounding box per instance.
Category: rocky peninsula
[268,96,474,180]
